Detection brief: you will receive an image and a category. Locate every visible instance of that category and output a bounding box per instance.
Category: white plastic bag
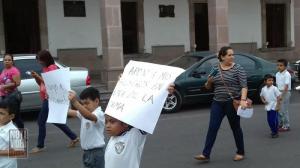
[237,106,253,118]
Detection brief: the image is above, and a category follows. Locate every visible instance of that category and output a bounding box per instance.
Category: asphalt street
[19,90,300,168]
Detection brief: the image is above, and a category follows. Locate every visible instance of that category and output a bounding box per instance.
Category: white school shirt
[260,85,281,111]
[0,121,17,168]
[77,107,105,150]
[105,128,147,168]
[276,70,291,91]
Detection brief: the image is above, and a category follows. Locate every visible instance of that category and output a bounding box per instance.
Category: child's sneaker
[271,133,279,138]
[278,127,290,132]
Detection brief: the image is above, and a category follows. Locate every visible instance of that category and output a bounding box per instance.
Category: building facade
[0,0,299,89]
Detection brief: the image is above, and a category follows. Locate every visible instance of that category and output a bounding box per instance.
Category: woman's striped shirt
[211,63,247,102]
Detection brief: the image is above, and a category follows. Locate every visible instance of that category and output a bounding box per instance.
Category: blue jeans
[83,147,105,168]
[267,110,279,135]
[202,100,244,158]
[37,99,77,148]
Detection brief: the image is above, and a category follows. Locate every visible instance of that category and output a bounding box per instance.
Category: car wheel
[162,90,182,113]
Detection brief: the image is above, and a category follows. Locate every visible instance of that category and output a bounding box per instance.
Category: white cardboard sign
[105,60,184,134]
[41,68,71,124]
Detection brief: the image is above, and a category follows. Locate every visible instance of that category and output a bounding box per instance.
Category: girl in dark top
[194,46,248,162]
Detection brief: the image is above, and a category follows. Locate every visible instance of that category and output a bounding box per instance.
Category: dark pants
[83,147,105,168]
[202,100,245,158]
[12,98,24,129]
[267,110,279,135]
[37,99,77,148]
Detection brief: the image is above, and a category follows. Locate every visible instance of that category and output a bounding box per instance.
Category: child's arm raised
[68,109,78,118]
[68,91,98,122]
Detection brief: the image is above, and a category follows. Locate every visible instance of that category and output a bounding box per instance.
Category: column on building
[208,0,229,52]
[0,0,6,54]
[100,0,124,90]
[295,0,300,55]
[38,0,49,50]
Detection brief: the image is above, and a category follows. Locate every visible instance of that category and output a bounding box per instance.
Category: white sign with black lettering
[42,68,70,124]
[105,60,184,134]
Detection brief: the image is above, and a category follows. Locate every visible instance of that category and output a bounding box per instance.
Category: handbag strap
[218,64,235,100]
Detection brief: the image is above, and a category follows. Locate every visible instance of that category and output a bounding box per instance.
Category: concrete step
[90,82,111,110]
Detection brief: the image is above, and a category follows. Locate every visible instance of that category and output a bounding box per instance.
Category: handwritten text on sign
[42,68,71,124]
[105,61,184,134]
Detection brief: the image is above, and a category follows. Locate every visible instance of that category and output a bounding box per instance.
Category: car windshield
[168,55,203,69]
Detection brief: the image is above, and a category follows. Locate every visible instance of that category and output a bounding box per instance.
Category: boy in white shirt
[260,74,281,138]
[68,87,105,168]
[104,84,175,168]
[0,99,26,168]
[104,115,147,168]
[275,59,291,131]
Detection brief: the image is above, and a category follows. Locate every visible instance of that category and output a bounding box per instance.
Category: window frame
[261,0,292,49]
[63,0,86,17]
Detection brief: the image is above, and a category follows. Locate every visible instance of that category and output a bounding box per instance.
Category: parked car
[163,52,294,113]
[292,60,300,80]
[0,55,91,112]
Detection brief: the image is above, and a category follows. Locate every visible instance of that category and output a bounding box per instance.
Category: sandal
[194,154,210,162]
[30,147,46,154]
[68,137,80,148]
[233,154,244,161]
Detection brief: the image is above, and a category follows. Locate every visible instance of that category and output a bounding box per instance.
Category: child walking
[68,87,105,168]
[276,59,291,131]
[260,74,281,138]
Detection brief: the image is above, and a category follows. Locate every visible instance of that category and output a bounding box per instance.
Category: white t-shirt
[0,121,17,168]
[105,128,147,168]
[77,107,105,150]
[260,85,281,111]
[276,70,291,91]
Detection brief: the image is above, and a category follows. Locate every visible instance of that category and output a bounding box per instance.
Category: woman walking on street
[194,46,248,162]
[30,50,79,153]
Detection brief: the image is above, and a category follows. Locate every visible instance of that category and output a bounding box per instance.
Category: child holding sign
[104,84,175,168]
[105,115,147,168]
[68,87,105,168]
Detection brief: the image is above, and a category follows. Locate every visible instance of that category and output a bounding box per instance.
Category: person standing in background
[0,53,23,129]
[276,59,291,132]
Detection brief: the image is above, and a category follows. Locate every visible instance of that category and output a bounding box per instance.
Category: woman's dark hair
[36,50,55,67]
[277,59,288,67]
[217,46,233,62]
[4,53,15,65]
